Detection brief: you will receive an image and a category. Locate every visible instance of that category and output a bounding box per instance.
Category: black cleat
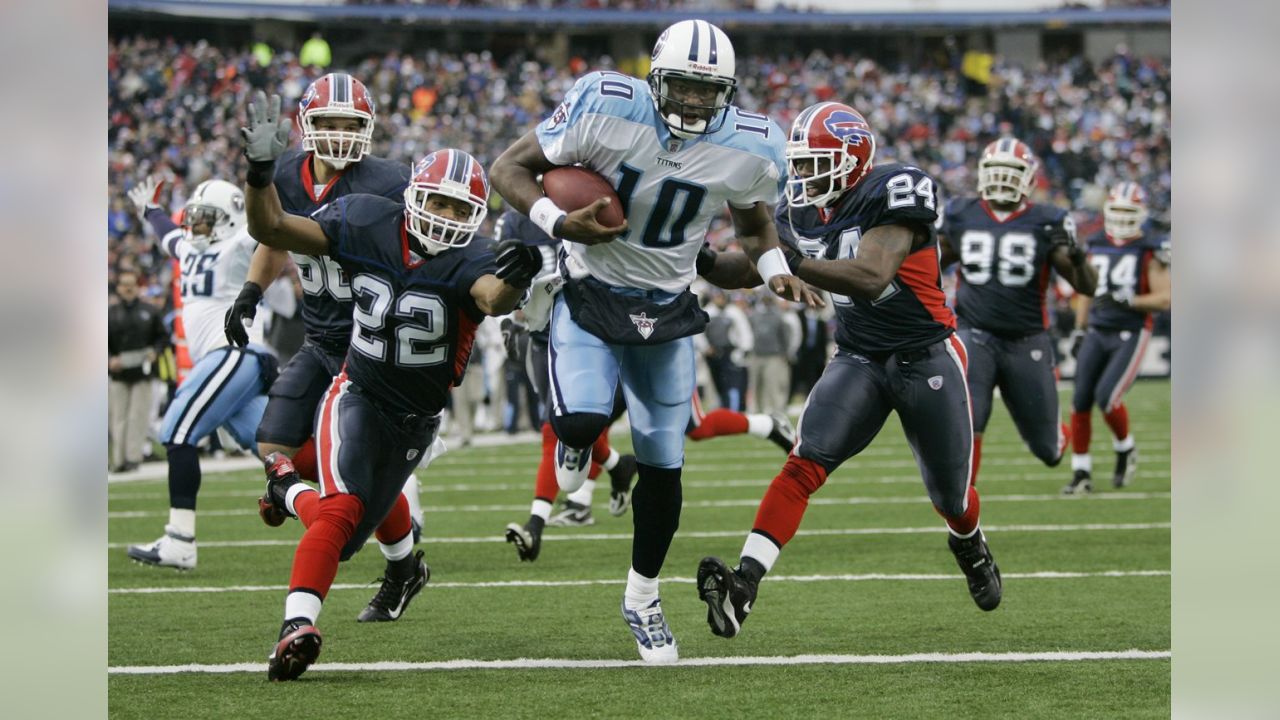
[948,531,1002,611]
[357,550,429,622]
[696,556,758,638]
[766,413,797,453]
[267,619,322,681]
[259,452,303,527]
[505,517,543,562]
[1062,469,1093,495]
[1113,447,1138,488]
[608,453,638,517]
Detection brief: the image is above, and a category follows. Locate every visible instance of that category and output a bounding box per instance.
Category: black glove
[696,243,718,276]
[494,239,542,289]
[1068,329,1086,360]
[782,244,806,273]
[224,281,263,347]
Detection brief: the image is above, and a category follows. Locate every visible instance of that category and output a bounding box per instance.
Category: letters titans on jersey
[274,150,411,352]
[1085,229,1170,332]
[777,163,953,355]
[312,194,496,417]
[942,198,1072,335]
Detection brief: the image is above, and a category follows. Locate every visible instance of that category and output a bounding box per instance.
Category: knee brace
[550,411,610,449]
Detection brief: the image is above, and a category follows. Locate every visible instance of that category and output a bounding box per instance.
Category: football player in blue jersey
[937,138,1097,486]
[1064,182,1170,494]
[240,91,539,681]
[222,74,429,622]
[695,102,1003,641]
[124,177,276,571]
[490,19,806,663]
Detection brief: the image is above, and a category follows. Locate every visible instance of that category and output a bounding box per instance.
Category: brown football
[541,166,625,227]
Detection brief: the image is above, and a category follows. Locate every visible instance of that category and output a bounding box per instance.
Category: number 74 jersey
[941,197,1074,335]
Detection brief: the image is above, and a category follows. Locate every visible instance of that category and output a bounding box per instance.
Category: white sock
[741,532,781,573]
[567,479,597,506]
[1113,435,1135,452]
[746,414,773,438]
[285,484,316,517]
[531,498,553,521]
[624,568,660,609]
[379,531,415,562]
[948,524,980,540]
[601,448,620,471]
[284,591,323,625]
[402,473,424,527]
[1071,453,1092,472]
[168,508,195,538]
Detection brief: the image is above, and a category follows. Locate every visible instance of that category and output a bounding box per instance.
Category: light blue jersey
[536,71,786,293]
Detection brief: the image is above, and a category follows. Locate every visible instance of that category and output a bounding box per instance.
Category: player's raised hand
[127,175,164,221]
[241,90,291,164]
[560,198,628,246]
[768,274,808,305]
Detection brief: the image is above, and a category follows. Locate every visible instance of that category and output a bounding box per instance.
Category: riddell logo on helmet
[687,62,716,72]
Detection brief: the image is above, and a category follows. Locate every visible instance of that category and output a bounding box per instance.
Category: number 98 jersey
[941,197,1073,336]
[312,194,497,418]
[777,163,954,355]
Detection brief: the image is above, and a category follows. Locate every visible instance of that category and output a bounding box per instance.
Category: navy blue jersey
[275,150,411,353]
[1085,230,1170,331]
[313,194,496,417]
[778,163,954,355]
[941,197,1072,335]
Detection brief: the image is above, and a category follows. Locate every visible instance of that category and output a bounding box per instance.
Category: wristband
[246,161,276,189]
[530,197,568,239]
[755,247,793,285]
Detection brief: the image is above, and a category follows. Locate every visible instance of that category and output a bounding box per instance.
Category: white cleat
[126,524,196,570]
[554,441,591,492]
[622,598,679,664]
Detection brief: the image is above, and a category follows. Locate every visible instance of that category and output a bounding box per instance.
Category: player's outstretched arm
[470,239,544,316]
[240,90,330,256]
[490,131,626,246]
[792,223,914,301]
[729,202,803,302]
[696,243,825,307]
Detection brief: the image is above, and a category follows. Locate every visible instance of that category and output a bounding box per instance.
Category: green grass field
[108,381,1170,719]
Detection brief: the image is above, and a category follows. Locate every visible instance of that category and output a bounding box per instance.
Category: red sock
[292,437,319,482]
[534,422,559,502]
[591,431,612,463]
[970,434,983,487]
[288,493,363,598]
[1071,411,1092,454]
[293,489,320,527]
[1103,403,1129,440]
[1058,422,1071,460]
[938,485,981,536]
[751,456,828,547]
[374,493,413,545]
[688,408,750,441]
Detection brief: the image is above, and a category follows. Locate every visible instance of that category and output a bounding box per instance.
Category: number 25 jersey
[777,163,954,355]
[312,194,496,417]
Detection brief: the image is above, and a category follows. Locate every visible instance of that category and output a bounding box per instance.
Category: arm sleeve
[534,73,611,166]
[144,208,186,258]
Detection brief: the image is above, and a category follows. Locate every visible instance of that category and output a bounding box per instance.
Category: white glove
[127,175,164,221]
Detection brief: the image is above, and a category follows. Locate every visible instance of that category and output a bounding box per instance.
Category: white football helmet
[977,138,1039,205]
[1103,182,1149,241]
[181,179,246,251]
[648,20,737,139]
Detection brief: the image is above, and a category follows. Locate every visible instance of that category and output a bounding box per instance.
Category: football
[541,166,625,227]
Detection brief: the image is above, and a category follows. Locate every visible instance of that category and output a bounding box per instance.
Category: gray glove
[241,90,291,164]
[127,175,164,221]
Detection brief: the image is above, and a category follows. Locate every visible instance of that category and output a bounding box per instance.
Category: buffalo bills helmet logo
[823,111,871,145]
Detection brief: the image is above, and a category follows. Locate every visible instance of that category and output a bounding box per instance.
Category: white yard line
[109,569,1169,595]
[108,648,1171,675]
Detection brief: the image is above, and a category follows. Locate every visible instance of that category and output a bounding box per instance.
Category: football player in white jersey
[491,19,806,663]
[125,177,276,570]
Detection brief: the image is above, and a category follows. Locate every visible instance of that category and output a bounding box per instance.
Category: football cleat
[547,500,594,527]
[1113,447,1138,488]
[608,453,638,517]
[1062,469,1093,495]
[554,442,591,492]
[126,524,196,570]
[258,452,303,527]
[767,413,797,453]
[505,518,543,562]
[621,597,678,664]
[267,618,322,681]
[357,550,429,622]
[948,530,1002,611]
[696,556,757,638]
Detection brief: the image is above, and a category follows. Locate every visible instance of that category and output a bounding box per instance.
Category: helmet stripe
[332,73,349,104]
[688,21,700,62]
[707,22,718,64]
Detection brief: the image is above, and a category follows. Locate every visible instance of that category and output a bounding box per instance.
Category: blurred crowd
[107,34,1170,447]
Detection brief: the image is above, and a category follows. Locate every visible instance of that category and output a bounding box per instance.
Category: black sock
[738,556,766,585]
[630,463,682,579]
[386,549,418,581]
[527,514,545,532]
[165,444,201,510]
